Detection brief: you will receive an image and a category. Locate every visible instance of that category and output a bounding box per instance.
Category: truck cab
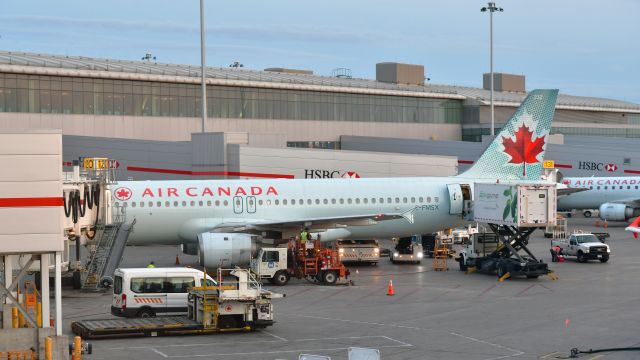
[390,235,424,264]
[250,248,290,286]
[552,232,610,263]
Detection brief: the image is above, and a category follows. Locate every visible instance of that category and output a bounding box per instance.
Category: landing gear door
[447,184,464,215]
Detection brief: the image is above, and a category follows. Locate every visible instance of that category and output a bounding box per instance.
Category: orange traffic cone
[175,255,181,266]
[603,221,608,229]
[387,277,395,296]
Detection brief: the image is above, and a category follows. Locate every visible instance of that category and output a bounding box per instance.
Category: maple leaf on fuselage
[501,124,545,164]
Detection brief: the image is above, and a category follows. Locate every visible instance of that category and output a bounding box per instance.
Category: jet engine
[197,233,259,268]
[599,203,638,221]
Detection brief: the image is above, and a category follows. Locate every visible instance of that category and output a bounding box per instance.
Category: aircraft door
[447,184,464,215]
[246,196,256,213]
[233,196,243,214]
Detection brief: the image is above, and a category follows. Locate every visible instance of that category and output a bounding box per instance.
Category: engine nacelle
[198,233,259,268]
[599,203,635,221]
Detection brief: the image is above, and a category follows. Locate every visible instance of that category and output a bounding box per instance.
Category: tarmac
[60,216,640,360]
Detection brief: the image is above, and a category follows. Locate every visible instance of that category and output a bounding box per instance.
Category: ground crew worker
[147,261,156,268]
[306,233,315,257]
[300,228,308,250]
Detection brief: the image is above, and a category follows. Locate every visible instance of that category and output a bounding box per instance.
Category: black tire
[272,270,290,286]
[526,275,539,279]
[371,262,378,266]
[458,259,468,271]
[322,271,338,285]
[416,260,421,265]
[137,308,155,318]
[577,251,586,263]
[600,256,609,263]
[583,210,592,218]
[218,315,239,329]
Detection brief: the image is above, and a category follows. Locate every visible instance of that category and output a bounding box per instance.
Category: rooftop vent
[376,62,424,86]
[483,73,526,93]
[331,68,352,79]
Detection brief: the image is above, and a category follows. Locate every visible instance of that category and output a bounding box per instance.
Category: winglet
[401,208,415,224]
[625,215,640,239]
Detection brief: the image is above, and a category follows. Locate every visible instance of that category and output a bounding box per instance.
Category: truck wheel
[137,308,155,318]
[322,271,338,285]
[583,210,592,218]
[218,315,238,329]
[526,275,539,279]
[272,270,290,286]
[600,256,609,263]
[577,251,586,263]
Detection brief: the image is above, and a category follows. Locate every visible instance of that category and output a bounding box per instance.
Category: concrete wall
[228,145,457,179]
[341,135,640,177]
[0,113,462,142]
[0,130,63,252]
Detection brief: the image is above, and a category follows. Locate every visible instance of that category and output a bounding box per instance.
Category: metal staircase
[82,223,121,290]
[82,207,130,290]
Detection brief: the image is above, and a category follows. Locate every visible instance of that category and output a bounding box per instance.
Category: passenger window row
[115,196,440,208]
[591,185,639,190]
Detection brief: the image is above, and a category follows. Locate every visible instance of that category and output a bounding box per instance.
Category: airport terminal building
[1,51,640,179]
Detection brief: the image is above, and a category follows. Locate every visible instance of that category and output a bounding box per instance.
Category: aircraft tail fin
[459,89,559,180]
[626,215,640,239]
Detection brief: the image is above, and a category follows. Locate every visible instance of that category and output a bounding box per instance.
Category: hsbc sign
[304,169,361,179]
[578,161,618,172]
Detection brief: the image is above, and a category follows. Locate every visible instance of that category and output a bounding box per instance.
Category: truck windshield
[575,234,599,244]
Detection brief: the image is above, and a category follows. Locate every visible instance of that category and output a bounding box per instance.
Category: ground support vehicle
[71,268,282,339]
[336,239,380,265]
[458,225,555,280]
[390,235,423,264]
[251,240,350,286]
[551,232,610,263]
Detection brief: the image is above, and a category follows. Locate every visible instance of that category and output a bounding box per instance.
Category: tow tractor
[251,239,350,286]
[459,182,558,280]
[390,235,424,264]
[71,268,283,339]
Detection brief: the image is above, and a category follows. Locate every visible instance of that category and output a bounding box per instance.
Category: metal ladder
[81,221,122,290]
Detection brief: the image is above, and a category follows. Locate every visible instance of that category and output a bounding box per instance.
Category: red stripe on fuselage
[127,166,294,179]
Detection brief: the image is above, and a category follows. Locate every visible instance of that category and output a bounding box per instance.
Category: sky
[1,0,639,103]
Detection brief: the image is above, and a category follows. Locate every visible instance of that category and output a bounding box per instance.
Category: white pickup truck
[551,232,610,263]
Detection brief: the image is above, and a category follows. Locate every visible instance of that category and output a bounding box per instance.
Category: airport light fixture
[481,2,503,137]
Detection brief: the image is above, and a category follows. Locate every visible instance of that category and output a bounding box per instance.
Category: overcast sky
[1,0,638,103]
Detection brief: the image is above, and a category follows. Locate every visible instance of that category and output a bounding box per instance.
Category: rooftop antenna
[229,61,244,68]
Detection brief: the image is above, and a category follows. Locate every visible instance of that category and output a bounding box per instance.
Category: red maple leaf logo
[114,187,132,201]
[501,124,545,165]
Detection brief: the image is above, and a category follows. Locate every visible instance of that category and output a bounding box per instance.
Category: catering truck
[458,183,557,279]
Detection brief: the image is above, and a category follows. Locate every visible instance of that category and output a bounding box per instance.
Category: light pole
[200,0,207,133]
[481,2,503,137]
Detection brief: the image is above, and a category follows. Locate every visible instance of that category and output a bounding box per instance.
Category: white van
[111,267,215,318]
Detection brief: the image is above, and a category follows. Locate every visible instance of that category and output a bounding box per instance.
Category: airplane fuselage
[110,177,473,245]
[558,177,640,210]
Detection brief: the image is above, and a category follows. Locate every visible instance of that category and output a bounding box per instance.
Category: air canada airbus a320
[108,89,559,267]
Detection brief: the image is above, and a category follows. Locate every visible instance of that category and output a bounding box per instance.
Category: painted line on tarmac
[285,287,314,298]
[514,284,537,297]
[391,286,422,303]
[539,352,562,359]
[150,348,169,358]
[166,344,411,358]
[449,331,524,359]
[260,330,288,342]
[479,284,497,297]
[430,284,461,301]
[286,314,523,359]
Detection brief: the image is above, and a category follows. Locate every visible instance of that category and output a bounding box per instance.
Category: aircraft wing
[210,210,415,233]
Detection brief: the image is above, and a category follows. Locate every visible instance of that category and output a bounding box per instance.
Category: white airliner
[558,176,640,237]
[108,89,559,267]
